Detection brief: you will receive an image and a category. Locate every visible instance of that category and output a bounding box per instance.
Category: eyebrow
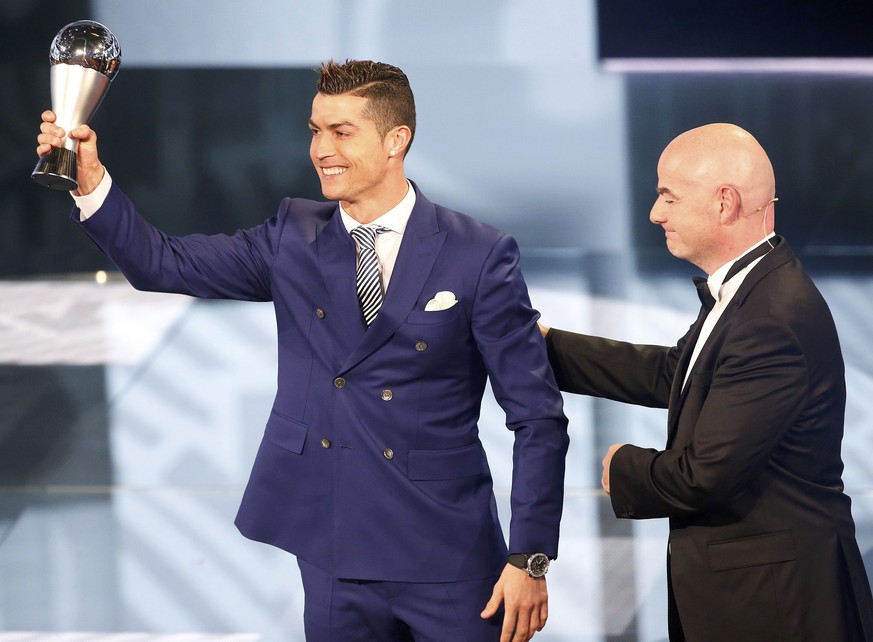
[657,187,679,198]
[308,119,360,131]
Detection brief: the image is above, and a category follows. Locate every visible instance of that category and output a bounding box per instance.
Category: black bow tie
[692,239,776,311]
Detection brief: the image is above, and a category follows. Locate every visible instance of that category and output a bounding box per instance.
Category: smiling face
[309,92,408,222]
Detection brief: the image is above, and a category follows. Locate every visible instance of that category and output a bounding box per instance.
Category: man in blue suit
[37,59,569,642]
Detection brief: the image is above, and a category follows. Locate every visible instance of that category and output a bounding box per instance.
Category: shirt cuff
[71,168,113,221]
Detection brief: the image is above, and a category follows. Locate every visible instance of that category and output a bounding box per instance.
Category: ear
[386,125,412,158]
[718,185,742,225]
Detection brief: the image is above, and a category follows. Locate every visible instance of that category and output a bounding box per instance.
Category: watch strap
[507,552,550,577]
[508,553,529,570]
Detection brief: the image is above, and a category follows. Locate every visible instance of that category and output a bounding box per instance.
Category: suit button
[415,340,428,352]
[316,308,325,319]
[380,389,393,401]
[320,438,331,449]
[383,448,394,460]
[334,377,346,389]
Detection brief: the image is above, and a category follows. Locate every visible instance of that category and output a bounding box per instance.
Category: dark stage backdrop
[598,0,873,59]
[81,68,323,238]
[626,73,873,273]
[1,0,105,277]
[2,2,324,277]
[598,0,873,272]
[5,1,873,278]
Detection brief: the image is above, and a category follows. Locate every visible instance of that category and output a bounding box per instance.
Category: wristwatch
[508,552,550,578]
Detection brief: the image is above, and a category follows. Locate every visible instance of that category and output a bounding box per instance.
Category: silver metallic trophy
[32,20,121,191]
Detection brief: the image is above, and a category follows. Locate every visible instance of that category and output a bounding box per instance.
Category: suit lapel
[665,236,792,446]
[316,208,367,353]
[728,236,787,309]
[339,188,446,374]
[666,307,707,447]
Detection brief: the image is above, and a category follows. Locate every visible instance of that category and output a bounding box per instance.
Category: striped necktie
[350,225,389,325]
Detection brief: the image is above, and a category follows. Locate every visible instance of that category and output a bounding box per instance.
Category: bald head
[662,123,775,213]
[650,123,777,273]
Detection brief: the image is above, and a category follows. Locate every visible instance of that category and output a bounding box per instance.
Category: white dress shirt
[682,233,776,390]
[71,168,113,220]
[339,181,415,291]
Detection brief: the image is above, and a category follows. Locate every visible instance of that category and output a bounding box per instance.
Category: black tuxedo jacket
[547,238,873,641]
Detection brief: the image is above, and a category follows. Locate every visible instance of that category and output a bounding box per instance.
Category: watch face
[528,553,550,577]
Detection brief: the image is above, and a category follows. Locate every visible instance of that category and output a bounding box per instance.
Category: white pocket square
[424,291,458,311]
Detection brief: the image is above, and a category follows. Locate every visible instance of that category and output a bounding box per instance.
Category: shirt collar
[340,180,416,235]
[707,232,776,301]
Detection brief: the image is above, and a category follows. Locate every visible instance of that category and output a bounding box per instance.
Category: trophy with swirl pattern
[32,20,121,191]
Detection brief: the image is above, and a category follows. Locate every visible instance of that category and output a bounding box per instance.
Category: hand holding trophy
[32,20,121,191]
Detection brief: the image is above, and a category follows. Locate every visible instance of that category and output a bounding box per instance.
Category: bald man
[542,124,873,640]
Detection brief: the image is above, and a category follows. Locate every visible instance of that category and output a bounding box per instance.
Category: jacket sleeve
[72,182,279,301]
[546,328,676,409]
[471,233,569,558]
[610,315,809,519]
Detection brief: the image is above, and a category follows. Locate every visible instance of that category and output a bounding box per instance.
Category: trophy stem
[32,146,78,191]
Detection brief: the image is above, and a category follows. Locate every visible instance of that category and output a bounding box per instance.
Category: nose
[312,133,333,160]
[650,200,666,225]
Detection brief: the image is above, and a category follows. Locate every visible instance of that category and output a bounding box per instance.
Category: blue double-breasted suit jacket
[73,180,570,583]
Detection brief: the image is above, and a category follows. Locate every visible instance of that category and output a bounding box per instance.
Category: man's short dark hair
[317,59,416,154]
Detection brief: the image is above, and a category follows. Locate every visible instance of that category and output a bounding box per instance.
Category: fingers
[503,611,528,642]
[601,443,624,496]
[37,111,66,157]
[500,601,517,641]
[523,584,549,639]
[538,599,549,631]
[37,134,62,156]
[501,578,548,641]
[38,121,63,156]
[482,568,549,641]
[69,123,95,141]
[480,586,502,619]
[502,603,542,642]
[601,454,610,495]
[36,110,97,157]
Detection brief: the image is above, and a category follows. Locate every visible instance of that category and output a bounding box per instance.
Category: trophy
[32,20,121,191]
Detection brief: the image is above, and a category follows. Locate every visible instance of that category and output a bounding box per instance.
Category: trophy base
[32,146,78,191]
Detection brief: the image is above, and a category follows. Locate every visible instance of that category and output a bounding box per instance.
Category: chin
[319,184,341,201]
[665,243,684,260]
